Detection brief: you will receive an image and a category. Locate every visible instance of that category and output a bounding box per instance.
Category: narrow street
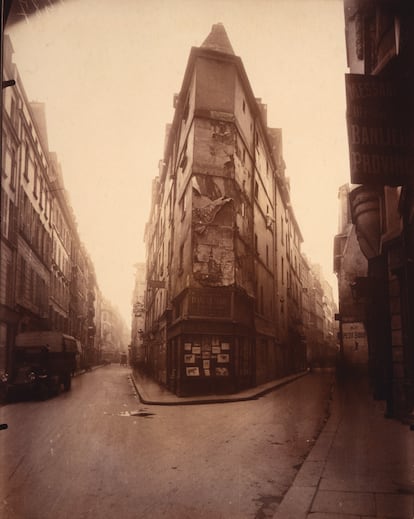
[1,365,334,519]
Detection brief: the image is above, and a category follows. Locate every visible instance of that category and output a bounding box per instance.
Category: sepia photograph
[1,0,414,518]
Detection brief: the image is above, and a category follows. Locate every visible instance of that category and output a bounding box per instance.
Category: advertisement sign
[345,74,414,186]
[342,322,368,364]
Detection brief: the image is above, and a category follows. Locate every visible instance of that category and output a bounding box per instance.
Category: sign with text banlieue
[345,73,414,186]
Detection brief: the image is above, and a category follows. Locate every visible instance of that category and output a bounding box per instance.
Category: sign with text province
[345,74,414,186]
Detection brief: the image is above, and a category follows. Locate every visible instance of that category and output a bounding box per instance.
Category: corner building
[144,24,306,396]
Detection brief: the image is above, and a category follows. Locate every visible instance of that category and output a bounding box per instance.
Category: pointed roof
[201,23,235,55]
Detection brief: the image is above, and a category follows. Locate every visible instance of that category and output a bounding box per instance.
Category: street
[1,365,334,519]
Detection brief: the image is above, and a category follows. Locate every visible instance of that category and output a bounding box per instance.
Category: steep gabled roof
[201,23,235,55]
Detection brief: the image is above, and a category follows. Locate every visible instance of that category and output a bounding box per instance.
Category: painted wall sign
[345,73,414,186]
[189,289,231,317]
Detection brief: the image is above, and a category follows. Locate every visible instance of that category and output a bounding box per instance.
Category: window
[19,257,26,298]
[9,146,17,189]
[254,233,258,254]
[44,192,49,219]
[33,165,39,198]
[281,217,284,244]
[242,99,246,113]
[266,244,269,266]
[1,189,9,238]
[39,177,44,208]
[254,181,259,199]
[2,139,17,189]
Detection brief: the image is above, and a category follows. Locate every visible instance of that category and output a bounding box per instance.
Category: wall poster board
[183,335,231,377]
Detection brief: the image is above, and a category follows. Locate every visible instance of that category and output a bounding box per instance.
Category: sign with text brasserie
[345,74,414,186]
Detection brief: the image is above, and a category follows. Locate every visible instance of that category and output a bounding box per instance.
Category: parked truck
[1,331,81,401]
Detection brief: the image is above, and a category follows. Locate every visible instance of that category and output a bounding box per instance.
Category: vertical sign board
[345,74,414,186]
[342,321,369,364]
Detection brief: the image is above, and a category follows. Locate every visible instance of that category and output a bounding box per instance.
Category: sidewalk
[273,371,414,519]
[130,368,309,405]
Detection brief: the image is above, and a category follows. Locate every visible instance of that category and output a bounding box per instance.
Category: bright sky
[6,0,350,324]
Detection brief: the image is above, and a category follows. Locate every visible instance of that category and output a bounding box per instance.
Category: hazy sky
[5,0,350,325]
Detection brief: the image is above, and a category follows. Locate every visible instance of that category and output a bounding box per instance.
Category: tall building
[1,36,52,375]
[142,24,307,396]
[1,34,110,375]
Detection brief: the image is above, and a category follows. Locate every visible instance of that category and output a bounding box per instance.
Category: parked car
[1,331,80,401]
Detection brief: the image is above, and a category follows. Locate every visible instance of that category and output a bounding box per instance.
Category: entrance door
[237,337,253,390]
[167,339,177,393]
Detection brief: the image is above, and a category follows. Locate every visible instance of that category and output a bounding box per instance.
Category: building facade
[130,262,146,367]
[339,0,414,419]
[334,184,369,367]
[141,24,336,396]
[1,35,124,376]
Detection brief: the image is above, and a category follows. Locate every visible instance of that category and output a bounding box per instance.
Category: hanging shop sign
[345,73,414,186]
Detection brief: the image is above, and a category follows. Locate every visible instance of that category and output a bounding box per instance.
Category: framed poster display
[216,367,229,376]
[186,367,200,377]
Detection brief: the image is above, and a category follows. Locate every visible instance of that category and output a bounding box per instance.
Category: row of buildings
[130,24,338,397]
[1,35,129,374]
[334,0,414,421]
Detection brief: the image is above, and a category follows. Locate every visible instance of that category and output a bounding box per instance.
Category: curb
[271,378,341,518]
[130,370,310,406]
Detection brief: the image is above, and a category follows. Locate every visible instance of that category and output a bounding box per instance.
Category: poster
[186,367,200,377]
[184,354,195,364]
